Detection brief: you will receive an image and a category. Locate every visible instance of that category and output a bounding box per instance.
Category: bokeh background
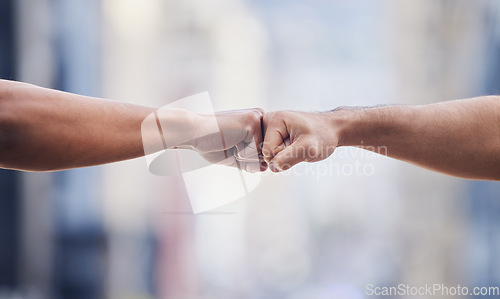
[1,0,500,298]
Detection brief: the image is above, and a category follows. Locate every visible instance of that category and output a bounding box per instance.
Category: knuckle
[273,110,287,119]
[261,146,272,158]
[252,107,265,116]
[262,114,272,126]
[244,123,254,134]
[263,111,284,127]
[244,111,261,125]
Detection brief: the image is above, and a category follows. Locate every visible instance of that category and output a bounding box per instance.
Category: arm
[0,80,265,172]
[262,96,500,181]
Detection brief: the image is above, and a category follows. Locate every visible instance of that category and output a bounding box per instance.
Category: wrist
[156,108,199,149]
[328,105,418,149]
[326,107,359,147]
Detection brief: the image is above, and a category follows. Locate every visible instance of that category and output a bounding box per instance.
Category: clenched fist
[189,108,267,173]
[262,111,341,172]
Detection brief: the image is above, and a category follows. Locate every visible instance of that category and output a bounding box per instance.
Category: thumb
[269,136,318,172]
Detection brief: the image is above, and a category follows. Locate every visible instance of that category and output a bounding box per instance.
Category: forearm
[0,80,191,171]
[334,96,500,180]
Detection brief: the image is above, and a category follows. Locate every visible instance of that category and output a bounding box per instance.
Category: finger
[200,148,235,165]
[231,147,267,172]
[234,141,260,161]
[247,109,265,160]
[259,136,291,164]
[224,156,267,173]
[244,109,266,169]
[236,160,267,173]
[201,149,267,172]
[269,137,315,172]
[262,112,290,163]
[213,108,264,152]
[283,137,291,147]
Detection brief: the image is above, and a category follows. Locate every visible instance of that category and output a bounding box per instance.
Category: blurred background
[1,0,500,298]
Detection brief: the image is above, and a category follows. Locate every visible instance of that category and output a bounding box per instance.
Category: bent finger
[269,137,314,172]
[262,113,289,162]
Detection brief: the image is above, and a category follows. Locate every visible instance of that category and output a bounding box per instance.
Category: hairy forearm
[333,96,500,180]
[0,80,187,171]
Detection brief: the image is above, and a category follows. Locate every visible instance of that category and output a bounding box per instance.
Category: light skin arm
[0,79,265,172]
[262,96,500,181]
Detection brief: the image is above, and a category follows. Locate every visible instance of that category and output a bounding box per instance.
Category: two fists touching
[2,79,498,180]
[0,77,337,173]
[187,108,340,173]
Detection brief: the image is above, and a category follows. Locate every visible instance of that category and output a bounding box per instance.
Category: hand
[185,108,267,172]
[262,111,339,172]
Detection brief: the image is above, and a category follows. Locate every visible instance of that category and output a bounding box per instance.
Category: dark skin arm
[0,80,265,172]
[0,80,154,171]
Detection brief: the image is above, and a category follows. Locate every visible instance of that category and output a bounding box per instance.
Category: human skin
[262,97,500,181]
[0,79,266,172]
